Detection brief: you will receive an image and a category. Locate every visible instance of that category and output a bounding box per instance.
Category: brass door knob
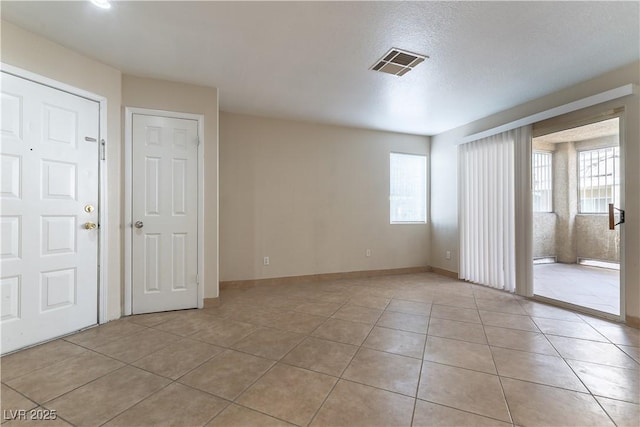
[84,222,97,230]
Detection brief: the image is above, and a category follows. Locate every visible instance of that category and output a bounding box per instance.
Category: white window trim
[532,150,553,213]
[577,145,620,214]
[123,107,205,315]
[389,151,428,225]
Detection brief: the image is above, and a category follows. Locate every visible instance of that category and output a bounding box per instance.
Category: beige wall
[431,61,640,322]
[1,21,220,320]
[122,75,219,298]
[1,21,123,320]
[219,113,430,281]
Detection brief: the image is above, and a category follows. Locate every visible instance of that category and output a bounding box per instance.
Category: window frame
[389,151,428,225]
[577,145,620,214]
[532,150,553,213]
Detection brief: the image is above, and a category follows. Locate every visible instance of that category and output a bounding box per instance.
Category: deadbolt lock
[84,222,97,230]
[84,204,95,213]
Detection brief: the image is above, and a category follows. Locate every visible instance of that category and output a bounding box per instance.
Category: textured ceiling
[1,1,638,135]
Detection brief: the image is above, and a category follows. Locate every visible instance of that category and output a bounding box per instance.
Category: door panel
[0,72,99,354]
[532,116,622,317]
[132,114,198,314]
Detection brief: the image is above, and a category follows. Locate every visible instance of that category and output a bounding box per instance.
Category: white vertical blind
[459,127,530,292]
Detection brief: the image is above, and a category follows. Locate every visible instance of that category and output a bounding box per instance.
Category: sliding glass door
[531,116,623,318]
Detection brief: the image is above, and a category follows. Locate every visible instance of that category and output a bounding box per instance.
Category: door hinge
[196,274,200,285]
[196,137,200,147]
[100,139,106,160]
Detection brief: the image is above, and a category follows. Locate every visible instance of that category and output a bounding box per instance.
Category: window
[532,151,552,212]
[390,152,426,223]
[578,146,620,213]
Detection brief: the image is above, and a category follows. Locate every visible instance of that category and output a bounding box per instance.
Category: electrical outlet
[445,250,451,260]
[263,256,270,265]
[366,249,371,257]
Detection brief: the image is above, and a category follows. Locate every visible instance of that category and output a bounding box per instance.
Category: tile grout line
[415,396,519,426]
[228,401,300,426]
[132,342,224,382]
[249,290,364,426]
[479,300,515,426]
[14,348,127,407]
[169,377,298,427]
[227,340,332,420]
[410,301,432,427]
[306,297,388,427]
[543,333,626,426]
[62,322,152,350]
[36,327,244,426]
[5,274,636,426]
[31,406,76,426]
[273,294,355,370]
[1,382,40,416]
[37,364,134,427]
[95,380,177,427]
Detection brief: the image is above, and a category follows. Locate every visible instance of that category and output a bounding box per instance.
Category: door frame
[123,107,205,315]
[528,108,627,323]
[0,62,110,325]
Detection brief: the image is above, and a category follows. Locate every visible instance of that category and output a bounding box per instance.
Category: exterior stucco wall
[533,213,557,258]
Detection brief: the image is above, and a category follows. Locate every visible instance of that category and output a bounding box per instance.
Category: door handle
[84,222,97,230]
[134,221,144,229]
[608,203,625,230]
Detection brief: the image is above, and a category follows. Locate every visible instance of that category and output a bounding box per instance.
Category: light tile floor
[1,272,638,426]
[534,263,620,315]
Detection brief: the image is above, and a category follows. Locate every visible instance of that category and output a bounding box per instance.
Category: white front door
[1,72,100,354]
[131,114,199,314]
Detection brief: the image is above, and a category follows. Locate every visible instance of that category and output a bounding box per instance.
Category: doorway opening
[532,116,622,316]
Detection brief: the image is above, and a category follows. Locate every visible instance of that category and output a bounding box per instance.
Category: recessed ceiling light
[370,48,428,76]
[90,0,111,10]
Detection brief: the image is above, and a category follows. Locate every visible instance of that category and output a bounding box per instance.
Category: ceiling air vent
[370,48,428,76]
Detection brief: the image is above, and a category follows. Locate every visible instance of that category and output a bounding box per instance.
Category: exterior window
[578,147,620,213]
[390,152,427,223]
[532,151,552,212]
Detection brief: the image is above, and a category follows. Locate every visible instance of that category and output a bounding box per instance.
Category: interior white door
[1,71,100,354]
[131,114,198,314]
